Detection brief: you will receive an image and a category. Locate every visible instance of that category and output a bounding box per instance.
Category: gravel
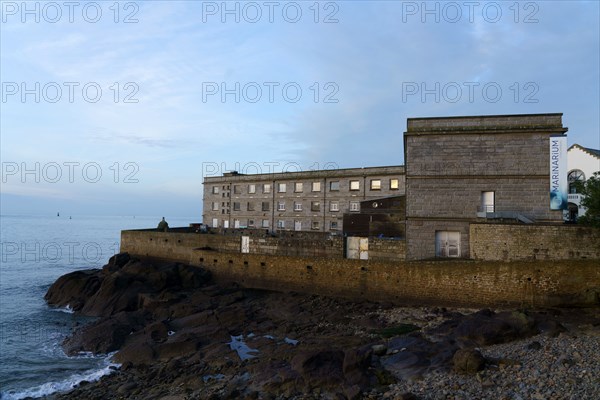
[366,308,600,400]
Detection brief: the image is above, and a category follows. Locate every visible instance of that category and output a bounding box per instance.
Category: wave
[49,305,74,314]
[0,355,119,400]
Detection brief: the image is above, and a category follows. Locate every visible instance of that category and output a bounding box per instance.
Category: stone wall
[120,229,599,307]
[188,250,599,307]
[120,230,406,262]
[470,224,600,261]
[404,114,568,260]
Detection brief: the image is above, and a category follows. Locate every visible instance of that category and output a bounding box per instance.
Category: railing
[476,207,535,224]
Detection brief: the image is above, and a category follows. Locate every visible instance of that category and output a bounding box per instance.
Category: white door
[294,220,302,231]
[436,231,460,258]
[346,237,359,259]
[241,236,250,253]
[359,238,369,260]
[234,219,240,228]
[212,218,218,228]
[224,220,229,228]
[346,237,368,259]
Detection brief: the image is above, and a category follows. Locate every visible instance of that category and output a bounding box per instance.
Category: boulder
[44,269,102,311]
[452,348,486,374]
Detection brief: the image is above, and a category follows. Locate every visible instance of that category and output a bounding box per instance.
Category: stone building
[202,166,405,232]
[404,113,568,260]
[567,144,600,221]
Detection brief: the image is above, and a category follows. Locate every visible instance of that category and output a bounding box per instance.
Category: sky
[1,0,599,218]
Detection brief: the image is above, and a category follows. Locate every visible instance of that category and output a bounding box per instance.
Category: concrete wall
[470,224,600,261]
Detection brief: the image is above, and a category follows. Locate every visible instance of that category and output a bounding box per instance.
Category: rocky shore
[42,254,599,399]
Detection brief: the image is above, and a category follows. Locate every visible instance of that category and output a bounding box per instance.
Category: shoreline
[39,254,599,399]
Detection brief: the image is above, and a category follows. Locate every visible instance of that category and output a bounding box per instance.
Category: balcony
[476,206,535,224]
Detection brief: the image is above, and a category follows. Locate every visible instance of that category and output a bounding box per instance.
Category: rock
[291,349,345,387]
[372,344,387,356]
[44,269,102,311]
[527,341,542,350]
[62,311,146,355]
[117,381,138,395]
[452,348,486,374]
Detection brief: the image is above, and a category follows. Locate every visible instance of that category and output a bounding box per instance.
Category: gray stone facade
[404,113,568,260]
[203,166,405,232]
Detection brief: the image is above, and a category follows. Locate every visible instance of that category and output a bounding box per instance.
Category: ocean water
[0,215,196,399]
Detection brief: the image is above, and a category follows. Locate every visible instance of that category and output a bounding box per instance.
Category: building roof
[405,113,568,136]
[568,144,600,159]
[203,165,405,183]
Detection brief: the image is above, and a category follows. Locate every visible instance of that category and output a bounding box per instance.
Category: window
[212,186,219,194]
[248,219,255,227]
[294,202,303,211]
[330,201,339,212]
[350,201,360,212]
[370,179,381,190]
[278,183,286,193]
[330,221,339,230]
[329,181,340,191]
[233,202,241,211]
[294,182,303,192]
[277,201,286,211]
[390,179,399,190]
[263,183,271,193]
[233,185,241,194]
[212,202,219,211]
[247,202,255,211]
[262,219,269,228]
[277,220,285,229]
[312,182,321,192]
[262,202,270,211]
[568,170,585,194]
[248,184,256,194]
[350,180,360,191]
[311,201,321,211]
[311,221,320,230]
[481,191,495,213]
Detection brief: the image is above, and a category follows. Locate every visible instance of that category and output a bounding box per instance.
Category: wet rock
[44,269,102,311]
[62,311,146,355]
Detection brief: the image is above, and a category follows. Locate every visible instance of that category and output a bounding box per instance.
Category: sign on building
[549,136,568,210]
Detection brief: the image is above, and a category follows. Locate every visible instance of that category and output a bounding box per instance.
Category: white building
[567,144,600,220]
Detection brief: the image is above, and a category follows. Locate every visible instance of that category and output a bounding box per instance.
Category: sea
[0,215,196,399]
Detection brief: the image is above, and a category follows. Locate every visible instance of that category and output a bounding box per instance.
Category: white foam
[1,356,120,400]
[50,304,74,314]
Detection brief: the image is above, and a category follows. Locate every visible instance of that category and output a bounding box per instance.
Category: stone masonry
[404,114,568,260]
